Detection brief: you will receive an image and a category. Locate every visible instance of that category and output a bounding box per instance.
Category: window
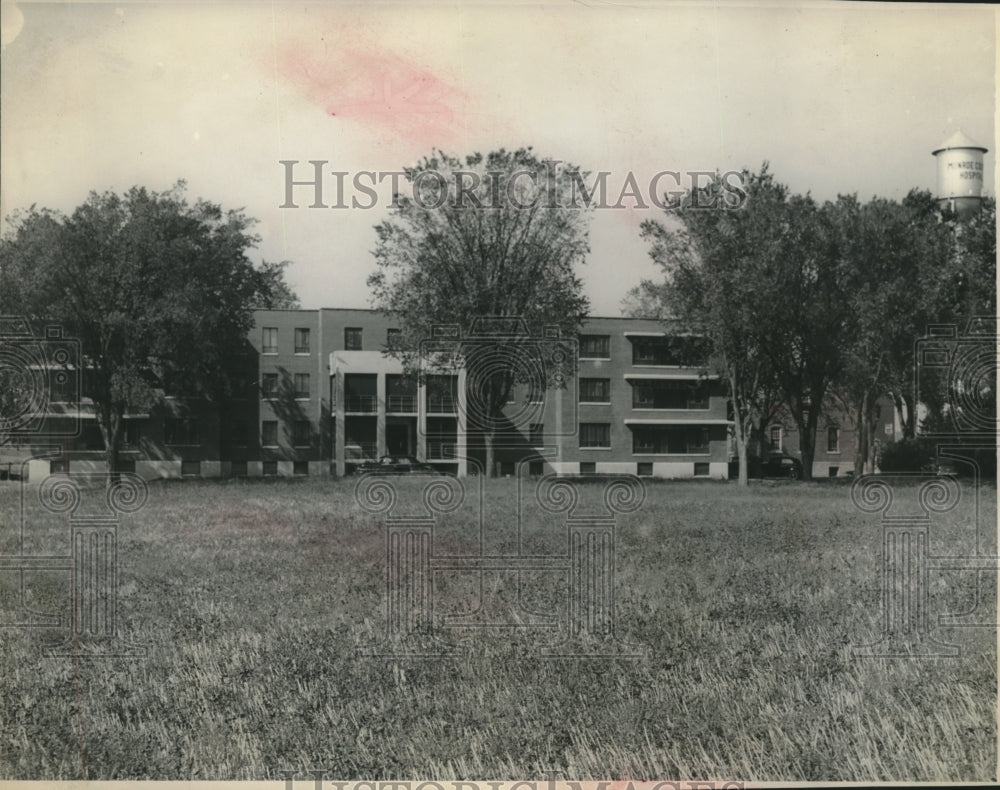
[579,335,610,359]
[164,418,199,446]
[632,426,709,454]
[293,460,309,476]
[579,422,611,448]
[262,373,278,398]
[262,460,278,476]
[293,420,311,447]
[769,426,782,451]
[827,427,840,453]
[262,327,278,354]
[262,420,278,447]
[386,328,401,346]
[344,327,363,350]
[580,461,596,475]
[181,460,200,477]
[579,378,610,403]
[828,466,839,477]
[294,328,310,354]
[637,461,653,477]
[529,422,544,445]
[294,373,310,399]
[694,462,710,477]
[230,460,248,477]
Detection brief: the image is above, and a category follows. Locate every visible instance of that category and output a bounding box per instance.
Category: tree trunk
[484,430,495,478]
[853,392,868,476]
[97,402,124,484]
[797,410,817,481]
[893,391,915,439]
[864,409,877,474]
[730,389,750,487]
[736,428,749,486]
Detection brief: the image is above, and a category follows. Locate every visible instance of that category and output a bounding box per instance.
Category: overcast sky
[1,1,995,315]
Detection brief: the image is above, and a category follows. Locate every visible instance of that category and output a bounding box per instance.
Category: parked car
[357,455,442,475]
[758,453,803,480]
[729,453,803,480]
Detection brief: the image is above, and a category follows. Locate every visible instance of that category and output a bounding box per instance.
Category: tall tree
[758,193,853,480]
[0,182,298,475]
[368,149,591,477]
[639,166,786,485]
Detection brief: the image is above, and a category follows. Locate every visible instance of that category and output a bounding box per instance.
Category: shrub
[878,438,934,472]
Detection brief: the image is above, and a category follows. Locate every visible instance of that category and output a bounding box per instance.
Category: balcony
[344,395,377,413]
[426,396,456,414]
[387,395,417,413]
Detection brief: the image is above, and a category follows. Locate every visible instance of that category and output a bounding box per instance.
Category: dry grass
[1,475,995,781]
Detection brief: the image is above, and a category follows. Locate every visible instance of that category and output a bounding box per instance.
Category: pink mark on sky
[277,42,466,147]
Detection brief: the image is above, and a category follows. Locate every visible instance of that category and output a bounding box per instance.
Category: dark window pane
[579,335,610,359]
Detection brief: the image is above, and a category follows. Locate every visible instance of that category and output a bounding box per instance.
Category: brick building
[4,309,737,480]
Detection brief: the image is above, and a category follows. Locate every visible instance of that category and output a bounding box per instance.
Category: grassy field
[1,474,996,782]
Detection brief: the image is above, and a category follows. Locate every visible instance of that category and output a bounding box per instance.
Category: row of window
[260,326,709,366]
[770,426,840,453]
[159,418,711,453]
[261,326,404,354]
[579,424,711,453]
[577,378,712,408]
[262,327,313,355]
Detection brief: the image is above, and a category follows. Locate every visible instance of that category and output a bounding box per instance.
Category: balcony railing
[426,441,457,460]
[426,396,456,414]
[344,395,377,413]
[387,395,417,413]
[345,441,378,460]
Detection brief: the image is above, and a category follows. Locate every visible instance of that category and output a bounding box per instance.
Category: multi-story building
[3,308,734,480]
[249,309,731,479]
[10,306,903,481]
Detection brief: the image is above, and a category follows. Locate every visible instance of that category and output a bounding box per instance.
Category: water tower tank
[933,130,988,216]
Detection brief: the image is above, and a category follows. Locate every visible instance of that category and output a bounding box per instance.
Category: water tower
[932,130,988,217]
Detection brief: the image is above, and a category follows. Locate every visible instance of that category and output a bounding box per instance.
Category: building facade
[4,309,736,480]
[9,307,900,481]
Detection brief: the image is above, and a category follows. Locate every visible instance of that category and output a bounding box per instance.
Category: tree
[368,149,591,477]
[0,182,298,476]
[639,165,786,485]
[620,280,673,319]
